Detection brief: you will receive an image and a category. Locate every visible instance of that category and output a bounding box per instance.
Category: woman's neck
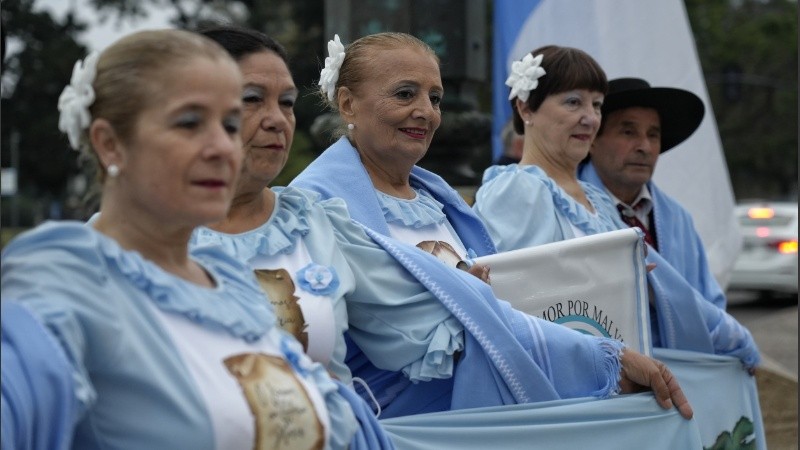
[208,188,276,234]
[357,146,416,199]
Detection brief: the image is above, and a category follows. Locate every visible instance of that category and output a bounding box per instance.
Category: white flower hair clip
[58,51,101,150]
[505,53,546,102]
[319,34,346,102]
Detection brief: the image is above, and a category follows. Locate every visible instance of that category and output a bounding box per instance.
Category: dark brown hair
[510,45,608,133]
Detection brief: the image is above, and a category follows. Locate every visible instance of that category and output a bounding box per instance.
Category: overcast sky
[33,0,173,52]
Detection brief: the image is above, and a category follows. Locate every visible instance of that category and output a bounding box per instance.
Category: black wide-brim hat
[602,78,705,153]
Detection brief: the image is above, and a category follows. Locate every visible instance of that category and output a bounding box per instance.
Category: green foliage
[703,416,756,450]
[273,130,317,187]
[686,0,798,200]
[2,0,796,228]
[1,0,87,215]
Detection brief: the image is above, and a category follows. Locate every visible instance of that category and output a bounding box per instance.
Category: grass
[1,227,27,249]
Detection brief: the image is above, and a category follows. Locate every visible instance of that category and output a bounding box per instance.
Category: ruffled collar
[36,222,277,342]
[486,164,619,236]
[192,187,314,261]
[376,187,448,229]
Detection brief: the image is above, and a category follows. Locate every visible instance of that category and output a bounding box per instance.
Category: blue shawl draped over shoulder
[292,137,623,416]
[579,161,726,310]
[293,137,496,257]
[578,162,759,367]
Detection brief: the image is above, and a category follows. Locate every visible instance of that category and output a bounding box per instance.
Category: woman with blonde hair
[1,29,391,449]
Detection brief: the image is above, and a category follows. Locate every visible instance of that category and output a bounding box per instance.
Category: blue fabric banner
[655,348,766,450]
[380,393,702,449]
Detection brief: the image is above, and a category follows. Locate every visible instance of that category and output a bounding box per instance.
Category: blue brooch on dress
[296,263,339,296]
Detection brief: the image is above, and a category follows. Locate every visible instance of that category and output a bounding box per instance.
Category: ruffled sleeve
[2,222,121,418]
[322,196,466,382]
[475,165,623,252]
[191,188,312,261]
[474,164,566,251]
[2,223,277,415]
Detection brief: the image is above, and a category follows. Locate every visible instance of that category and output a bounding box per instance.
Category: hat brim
[602,87,705,153]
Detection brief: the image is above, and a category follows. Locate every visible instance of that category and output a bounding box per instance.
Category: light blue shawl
[579,161,727,309]
[292,137,624,414]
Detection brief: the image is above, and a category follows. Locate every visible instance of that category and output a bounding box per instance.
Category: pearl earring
[107,164,120,178]
[347,123,355,131]
[524,120,531,126]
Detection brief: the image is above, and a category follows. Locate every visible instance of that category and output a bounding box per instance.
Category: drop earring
[107,164,120,178]
[347,123,355,131]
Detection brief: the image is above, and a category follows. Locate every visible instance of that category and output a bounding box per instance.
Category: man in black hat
[579,77,727,311]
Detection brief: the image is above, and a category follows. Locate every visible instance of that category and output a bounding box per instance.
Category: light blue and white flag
[492,0,741,289]
[656,348,766,450]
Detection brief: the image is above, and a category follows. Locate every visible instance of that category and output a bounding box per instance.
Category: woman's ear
[338,86,355,118]
[515,98,533,122]
[89,118,124,171]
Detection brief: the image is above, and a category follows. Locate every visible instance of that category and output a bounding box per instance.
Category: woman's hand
[618,348,694,419]
[466,263,491,284]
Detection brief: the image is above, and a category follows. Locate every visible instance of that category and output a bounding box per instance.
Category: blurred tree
[89,0,325,187]
[1,0,89,225]
[3,0,797,227]
[240,0,325,186]
[686,0,798,200]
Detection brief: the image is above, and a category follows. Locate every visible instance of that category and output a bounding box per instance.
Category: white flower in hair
[505,53,546,102]
[58,51,101,150]
[319,34,346,102]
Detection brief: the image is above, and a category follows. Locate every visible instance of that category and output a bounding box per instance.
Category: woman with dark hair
[474,45,622,248]
[191,26,356,386]
[472,45,759,370]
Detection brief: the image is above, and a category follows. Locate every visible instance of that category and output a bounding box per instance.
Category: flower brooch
[296,263,340,296]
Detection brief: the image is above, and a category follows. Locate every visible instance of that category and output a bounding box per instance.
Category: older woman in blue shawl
[471,45,759,371]
[291,32,693,419]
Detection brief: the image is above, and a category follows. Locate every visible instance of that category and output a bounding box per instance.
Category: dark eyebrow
[619,119,661,133]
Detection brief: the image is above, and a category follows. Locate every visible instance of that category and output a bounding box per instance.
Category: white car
[729,201,798,297]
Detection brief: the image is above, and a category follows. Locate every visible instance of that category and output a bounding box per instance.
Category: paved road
[727,291,798,449]
[727,290,798,378]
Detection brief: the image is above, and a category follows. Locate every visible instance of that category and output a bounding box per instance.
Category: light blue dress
[292,137,627,417]
[191,187,355,384]
[0,222,395,450]
[473,164,624,251]
[473,164,760,368]
[193,187,469,415]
